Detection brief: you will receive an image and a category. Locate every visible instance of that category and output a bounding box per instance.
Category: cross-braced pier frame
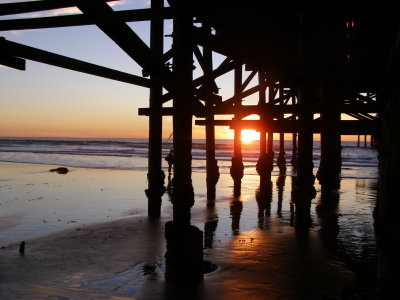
[1,0,399,290]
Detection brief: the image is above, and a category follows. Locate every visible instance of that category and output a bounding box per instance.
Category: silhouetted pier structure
[1,0,399,294]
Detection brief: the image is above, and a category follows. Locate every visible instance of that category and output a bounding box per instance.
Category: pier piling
[146,0,165,217]
[203,24,220,203]
[165,0,203,281]
[230,66,244,196]
[292,11,316,228]
[317,84,341,189]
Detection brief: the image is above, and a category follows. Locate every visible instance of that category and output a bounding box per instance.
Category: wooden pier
[1,0,399,293]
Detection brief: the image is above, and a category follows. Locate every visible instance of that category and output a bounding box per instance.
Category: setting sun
[241,130,260,143]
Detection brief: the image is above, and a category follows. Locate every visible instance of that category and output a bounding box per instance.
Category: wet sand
[0,162,375,299]
[0,218,356,299]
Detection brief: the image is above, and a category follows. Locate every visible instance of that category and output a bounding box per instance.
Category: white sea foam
[0,137,378,178]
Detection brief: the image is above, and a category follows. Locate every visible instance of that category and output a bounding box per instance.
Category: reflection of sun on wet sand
[205,224,355,299]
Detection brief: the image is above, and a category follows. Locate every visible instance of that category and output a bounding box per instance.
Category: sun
[241,130,259,143]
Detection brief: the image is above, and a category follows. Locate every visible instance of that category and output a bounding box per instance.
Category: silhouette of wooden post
[146,0,164,217]
[256,71,271,183]
[230,66,244,196]
[165,0,203,282]
[291,133,297,168]
[277,132,286,172]
[317,84,341,189]
[266,81,275,178]
[293,11,316,228]
[260,130,267,155]
[277,88,286,173]
[267,132,274,170]
[258,72,267,157]
[203,25,219,203]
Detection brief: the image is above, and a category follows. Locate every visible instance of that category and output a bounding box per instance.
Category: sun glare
[241,130,259,143]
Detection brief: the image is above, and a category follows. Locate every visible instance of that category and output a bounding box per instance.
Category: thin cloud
[4,0,131,19]
[6,30,22,36]
[49,7,81,16]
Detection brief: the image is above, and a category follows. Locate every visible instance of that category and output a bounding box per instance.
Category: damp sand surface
[0,162,377,299]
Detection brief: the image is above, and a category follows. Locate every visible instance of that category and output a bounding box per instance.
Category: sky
[0,0,169,138]
[0,0,361,141]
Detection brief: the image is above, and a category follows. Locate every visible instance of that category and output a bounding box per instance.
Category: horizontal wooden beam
[194,119,380,135]
[213,103,381,115]
[0,0,117,16]
[0,38,151,87]
[138,103,381,117]
[139,100,206,118]
[0,8,173,31]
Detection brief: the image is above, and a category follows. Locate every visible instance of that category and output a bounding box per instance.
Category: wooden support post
[146,0,164,217]
[205,110,219,203]
[203,25,219,203]
[293,10,316,228]
[165,0,203,282]
[230,65,244,196]
[357,135,360,147]
[259,73,267,156]
[170,1,194,226]
[364,135,367,147]
[277,132,287,173]
[316,83,341,190]
[277,87,286,173]
[267,132,274,173]
[256,71,271,182]
[291,133,297,168]
[260,130,267,155]
[266,80,275,178]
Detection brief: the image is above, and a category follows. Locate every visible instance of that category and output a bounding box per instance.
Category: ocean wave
[0,137,378,176]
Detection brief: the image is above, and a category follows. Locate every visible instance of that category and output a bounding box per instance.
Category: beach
[0,160,378,299]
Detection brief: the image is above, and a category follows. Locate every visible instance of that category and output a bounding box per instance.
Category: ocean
[0,137,378,179]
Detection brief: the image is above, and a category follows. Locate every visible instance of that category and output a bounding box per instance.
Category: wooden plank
[0,38,151,87]
[0,0,117,16]
[194,119,380,134]
[139,103,381,117]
